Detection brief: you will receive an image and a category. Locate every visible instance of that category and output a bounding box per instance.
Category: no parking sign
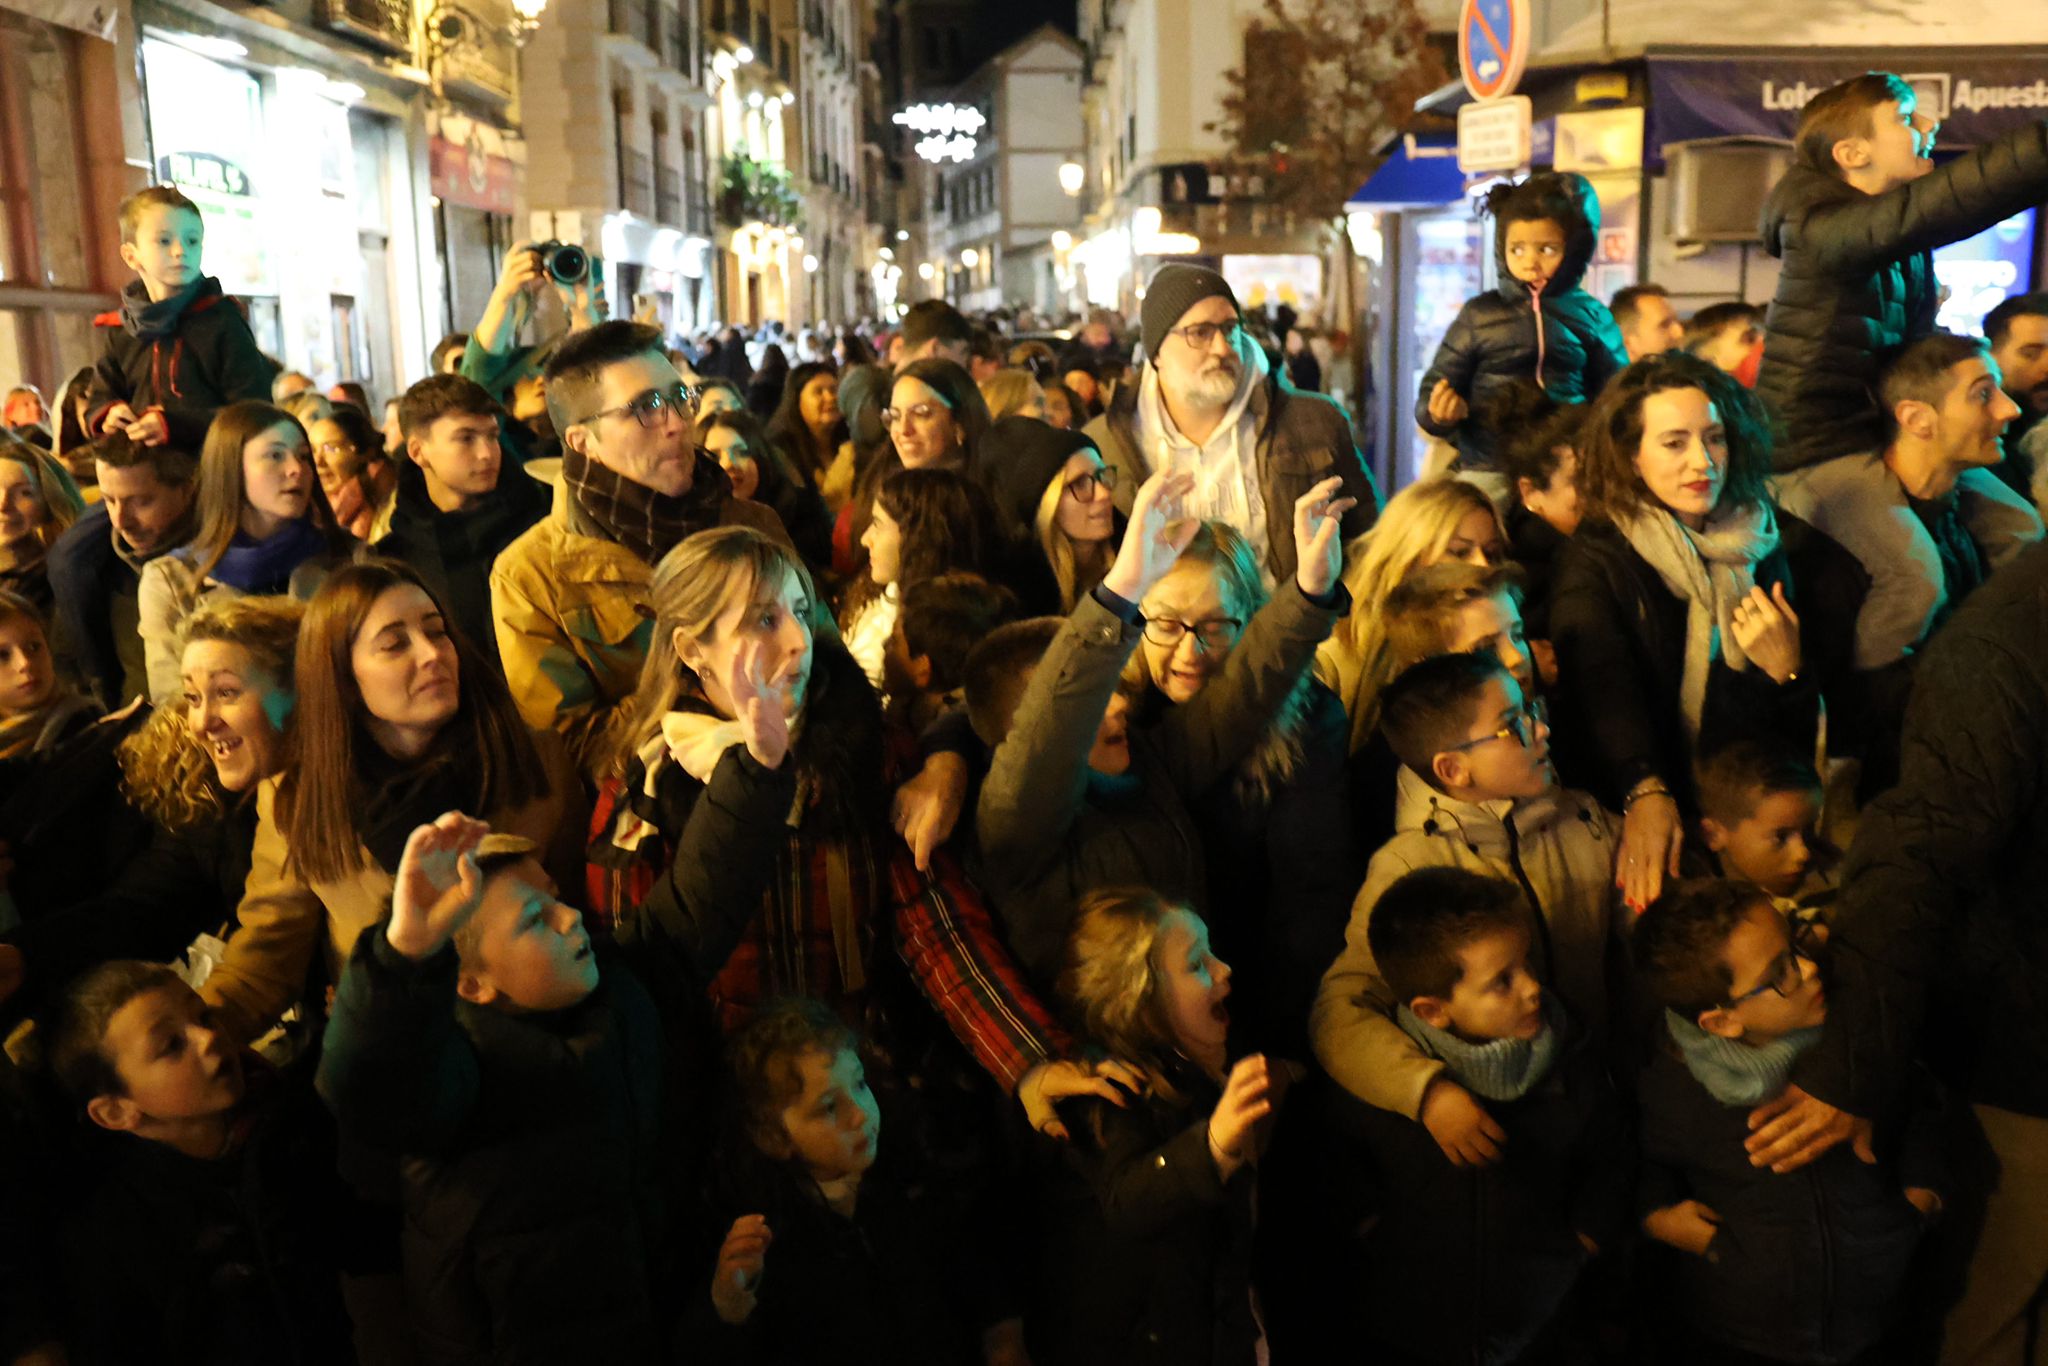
[1458,0,1532,103]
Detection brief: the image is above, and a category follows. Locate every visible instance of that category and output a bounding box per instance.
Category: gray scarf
[1397,998,1564,1103]
[1665,1008,1822,1107]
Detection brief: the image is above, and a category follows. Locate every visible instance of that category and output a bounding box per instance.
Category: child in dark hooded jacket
[1415,173,1627,479]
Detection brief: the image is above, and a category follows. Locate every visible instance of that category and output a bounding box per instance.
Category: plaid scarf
[561,441,735,565]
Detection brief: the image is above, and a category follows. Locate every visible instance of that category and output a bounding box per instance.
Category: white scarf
[1614,500,1780,741]
[1135,343,1272,581]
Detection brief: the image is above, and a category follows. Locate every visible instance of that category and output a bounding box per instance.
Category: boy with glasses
[1313,650,1625,1172]
[490,321,788,778]
[1634,879,1944,1365]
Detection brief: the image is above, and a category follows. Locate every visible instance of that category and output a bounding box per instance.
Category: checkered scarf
[561,442,735,564]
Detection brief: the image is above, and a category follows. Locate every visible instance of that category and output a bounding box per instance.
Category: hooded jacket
[1311,766,1625,1121]
[84,277,278,450]
[1414,174,1628,472]
[1755,120,2048,473]
[372,458,549,669]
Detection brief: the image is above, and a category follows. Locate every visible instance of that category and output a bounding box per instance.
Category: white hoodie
[1311,766,1626,1119]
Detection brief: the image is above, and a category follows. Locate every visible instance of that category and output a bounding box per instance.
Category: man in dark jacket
[1985,291,2048,497]
[319,823,667,1366]
[375,375,549,665]
[84,187,277,451]
[1750,539,2048,1363]
[46,432,198,707]
[1086,264,1378,590]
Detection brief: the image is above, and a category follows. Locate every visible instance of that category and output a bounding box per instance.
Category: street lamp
[735,44,754,63]
[960,247,979,268]
[918,263,935,280]
[802,254,819,273]
[1058,161,1085,196]
[1050,230,1072,252]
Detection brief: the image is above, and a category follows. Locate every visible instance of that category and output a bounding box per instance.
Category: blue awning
[1346,132,1467,209]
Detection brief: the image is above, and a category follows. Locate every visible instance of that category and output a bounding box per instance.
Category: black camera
[536,241,590,285]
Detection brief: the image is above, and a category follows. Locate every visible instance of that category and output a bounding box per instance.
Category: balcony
[608,0,658,50]
[655,162,683,225]
[622,149,655,217]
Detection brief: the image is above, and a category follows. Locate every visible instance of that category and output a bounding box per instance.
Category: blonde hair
[611,526,835,777]
[118,594,304,832]
[1055,887,1194,1102]
[1319,476,1505,751]
[0,431,87,550]
[979,368,1040,422]
[1125,522,1311,803]
[1032,464,1113,612]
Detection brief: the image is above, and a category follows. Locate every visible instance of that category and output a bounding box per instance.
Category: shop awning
[1346,133,1467,210]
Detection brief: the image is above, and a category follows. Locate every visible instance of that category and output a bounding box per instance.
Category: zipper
[1528,283,1548,392]
[168,336,187,398]
[1503,810,1558,983]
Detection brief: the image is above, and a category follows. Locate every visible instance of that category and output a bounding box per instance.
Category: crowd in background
[3,69,2048,1366]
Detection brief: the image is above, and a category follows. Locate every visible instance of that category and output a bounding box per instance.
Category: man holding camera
[459,240,607,408]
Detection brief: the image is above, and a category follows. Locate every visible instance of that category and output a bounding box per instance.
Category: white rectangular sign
[1458,96,1534,174]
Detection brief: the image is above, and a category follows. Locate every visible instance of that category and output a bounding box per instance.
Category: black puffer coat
[1755,120,2048,473]
[84,277,277,451]
[1415,174,1627,472]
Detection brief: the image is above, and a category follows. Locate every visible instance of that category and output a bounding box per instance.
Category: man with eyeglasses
[490,321,788,778]
[1085,264,1377,591]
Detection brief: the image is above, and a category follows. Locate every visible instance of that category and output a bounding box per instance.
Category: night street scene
[2,0,2047,1360]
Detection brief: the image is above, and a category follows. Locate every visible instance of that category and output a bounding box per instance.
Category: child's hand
[711,1214,772,1326]
[1731,582,1802,685]
[1427,379,1469,427]
[1905,1187,1943,1222]
[1016,1056,1142,1141]
[127,409,170,447]
[891,751,969,872]
[100,401,138,435]
[1099,470,1198,604]
[1643,1199,1721,1257]
[1207,1054,1276,1172]
[1420,1077,1507,1168]
[1290,476,1356,600]
[728,639,791,770]
[384,812,491,961]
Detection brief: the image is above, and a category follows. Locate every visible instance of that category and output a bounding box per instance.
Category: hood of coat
[1493,172,1601,300]
[1758,162,1863,260]
[1389,763,1593,856]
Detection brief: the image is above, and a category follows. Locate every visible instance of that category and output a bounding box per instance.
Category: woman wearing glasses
[1122,519,1357,1057]
[833,359,989,579]
[1550,353,1861,912]
[306,405,397,542]
[982,417,1123,614]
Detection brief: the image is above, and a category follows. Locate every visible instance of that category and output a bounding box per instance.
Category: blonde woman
[979,366,1048,423]
[1315,474,1508,756]
[982,417,1122,613]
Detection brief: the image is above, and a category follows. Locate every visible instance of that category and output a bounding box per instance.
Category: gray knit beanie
[1139,265,1240,362]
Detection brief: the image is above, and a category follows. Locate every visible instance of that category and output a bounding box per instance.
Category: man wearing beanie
[1086,263,1378,587]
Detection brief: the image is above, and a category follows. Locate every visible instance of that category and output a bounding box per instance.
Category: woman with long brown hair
[136,400,346,702]
[197,559,586,1045]
[840,467,998,690]
[832,358,990,578]
[0,430,88,637]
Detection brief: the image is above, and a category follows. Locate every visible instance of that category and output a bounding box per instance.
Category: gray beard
[1168,362,1242,414]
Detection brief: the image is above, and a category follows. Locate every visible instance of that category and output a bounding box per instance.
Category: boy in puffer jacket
[84,187,277,452]
[1312,650,1625,1170]
[1633,879,1944,1365]
[1415,173,1627,488]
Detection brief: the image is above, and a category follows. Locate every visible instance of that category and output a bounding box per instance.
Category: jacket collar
[1391,763,1573,854]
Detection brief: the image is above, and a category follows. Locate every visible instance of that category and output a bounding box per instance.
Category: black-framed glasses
[580,383,699,430]
[1727,920,1821,1006]
[882,398,953,428]
[1443,706,1540,753]
[1166,320,1244,350]
[1142,616,1242,651]
[1064,465,1120,500]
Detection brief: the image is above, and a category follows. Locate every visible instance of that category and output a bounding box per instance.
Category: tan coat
[1310,766,1625,1120]
[200,728,588,1046]
[487,476,784,780]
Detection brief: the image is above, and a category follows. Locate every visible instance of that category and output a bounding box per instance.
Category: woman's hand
[1099,471,1198,605]
[727,639,791,770]
[1427,379,1470,428]
[1291,475,1356,599]
[1642,1199,1721,1257]
[1618,790,1684,913]
[1730,582,1802,684]
[891,752,969,872]
[1017,1056,1143,1141]
[710,1214,773,1326]
[384,812,491,961]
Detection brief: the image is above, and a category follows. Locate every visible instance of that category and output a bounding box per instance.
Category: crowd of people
[2,69,2048,1366]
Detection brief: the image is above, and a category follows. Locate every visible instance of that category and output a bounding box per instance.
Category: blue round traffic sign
[1459,0,1531,103]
